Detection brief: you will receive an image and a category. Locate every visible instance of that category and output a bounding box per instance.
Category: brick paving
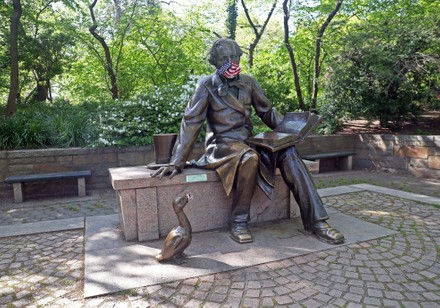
[0,231,83,307]
[0,190,119,226]
[0,175,439,307]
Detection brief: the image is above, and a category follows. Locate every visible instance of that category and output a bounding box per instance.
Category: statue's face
[214,43,240,68]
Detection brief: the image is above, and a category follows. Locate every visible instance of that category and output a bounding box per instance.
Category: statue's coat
[170,73,283,198]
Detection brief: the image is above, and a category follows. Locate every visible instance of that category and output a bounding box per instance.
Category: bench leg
[315,159,322,173]
[77,177,86,197]
[339,156,353,171]
[12,183,24,203]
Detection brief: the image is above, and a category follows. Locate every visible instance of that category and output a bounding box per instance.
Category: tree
[23,0,77,102]
[282,0,343,111]
[88,0,121,99]
[58,1,213,102]
[311,0,343,109]
[226,0,238,39]
[3,0,80,107]
[5,0,21,117]
[21,30,76,102]
[240,0,277,69]
[282,0,305,110]
[321,0,440,132]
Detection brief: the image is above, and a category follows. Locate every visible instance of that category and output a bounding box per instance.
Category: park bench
[302,151,356,173]
[4,170,92,203]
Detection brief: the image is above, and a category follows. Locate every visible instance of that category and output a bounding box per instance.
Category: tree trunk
[6,0,22,117]
[311,0,343,109]
[89,0,119,99]
[226,0,238,39]
[282,0,305,110]
[241,0,277,69]
[47,79,52,101]
[35,83,48,101]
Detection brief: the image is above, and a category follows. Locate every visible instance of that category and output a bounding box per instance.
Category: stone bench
[302,151,356,173]
[109,160,319,242]
[4,170,92,203]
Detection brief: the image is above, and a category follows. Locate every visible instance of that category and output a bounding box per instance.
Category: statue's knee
[241,151,259,169]
[281,146,300,161]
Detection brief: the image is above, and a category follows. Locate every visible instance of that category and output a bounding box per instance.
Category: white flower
[99,137,110,145]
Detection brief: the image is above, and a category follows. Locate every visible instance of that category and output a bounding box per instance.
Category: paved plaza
[0,171,439,307]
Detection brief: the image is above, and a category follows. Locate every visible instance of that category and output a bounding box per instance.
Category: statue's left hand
[150,165,180,179]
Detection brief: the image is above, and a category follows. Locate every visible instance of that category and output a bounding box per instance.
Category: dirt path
[339,111,440,135]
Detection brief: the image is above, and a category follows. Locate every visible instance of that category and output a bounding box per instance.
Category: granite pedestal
[109,161,318,242]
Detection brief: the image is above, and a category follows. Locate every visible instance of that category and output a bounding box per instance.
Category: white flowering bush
[93,75,201,147]
[0,76,202,149]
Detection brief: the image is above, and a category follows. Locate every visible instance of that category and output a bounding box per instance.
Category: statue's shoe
[312,221,345,245]
[230,222,253,243]
[230,229,253,243]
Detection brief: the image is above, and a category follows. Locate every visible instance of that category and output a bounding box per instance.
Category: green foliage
[0,0,81,103]
[0,102,97,150]
[94,76,200,147]
[226,0,238,39]
[20,29,76,82]
[55,3,212,103]
[0,75,201,150]
[50,104,97,147]
[250,44,299,114]
[0,3,9,99]
[1,0,439,142]
[316,97,345,134]
[319,1,440,133]
[0,111,53,149]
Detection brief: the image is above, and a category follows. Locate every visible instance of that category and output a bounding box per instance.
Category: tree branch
[241,0,277,68]
[283,0,305,110]
[89,0,119,99]
[311,0,343,108]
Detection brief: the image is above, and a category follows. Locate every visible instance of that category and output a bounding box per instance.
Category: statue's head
[209,38,243,69]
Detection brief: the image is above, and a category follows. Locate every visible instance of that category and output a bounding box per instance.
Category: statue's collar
[211,74,242,97]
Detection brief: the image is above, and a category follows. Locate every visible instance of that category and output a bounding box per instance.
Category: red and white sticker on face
[218,60,241,79]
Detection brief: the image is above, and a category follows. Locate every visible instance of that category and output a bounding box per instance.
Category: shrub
[51,109,97,147]
[0,102,97,150]
[0,76,202,150]
[0,110,56,150]
[91,75,201,147]
[319,10,439,133]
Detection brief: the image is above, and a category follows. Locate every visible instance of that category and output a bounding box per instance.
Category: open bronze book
[247,112,322,152]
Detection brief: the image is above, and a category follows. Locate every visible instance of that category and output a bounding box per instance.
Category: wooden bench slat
[5,170,92,184]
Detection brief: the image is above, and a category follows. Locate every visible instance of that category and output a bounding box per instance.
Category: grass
[119,288,140,297]
[94,202,105,209]
[62,278,75,286]
[314,177,378,189]
[65,204,80,212]
[389,180,410,192]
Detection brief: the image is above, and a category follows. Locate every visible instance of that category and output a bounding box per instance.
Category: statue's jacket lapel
[209,74,246,115]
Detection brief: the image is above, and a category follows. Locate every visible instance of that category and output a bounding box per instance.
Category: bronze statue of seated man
[152,38,344,245]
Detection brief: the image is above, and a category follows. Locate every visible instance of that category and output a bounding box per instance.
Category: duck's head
[172,193,192,211]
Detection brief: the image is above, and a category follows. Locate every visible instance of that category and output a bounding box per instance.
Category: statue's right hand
[150,165,180,179]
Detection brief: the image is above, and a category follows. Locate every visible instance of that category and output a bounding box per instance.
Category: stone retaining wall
[1,134,439,200]
[353,134,440,179]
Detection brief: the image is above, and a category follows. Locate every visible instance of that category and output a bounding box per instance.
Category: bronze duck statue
[156,193,192,264]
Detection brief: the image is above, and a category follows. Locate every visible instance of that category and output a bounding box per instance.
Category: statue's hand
[150,165,180,179]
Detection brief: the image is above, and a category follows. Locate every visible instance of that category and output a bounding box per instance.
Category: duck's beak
[185,193,193,202]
